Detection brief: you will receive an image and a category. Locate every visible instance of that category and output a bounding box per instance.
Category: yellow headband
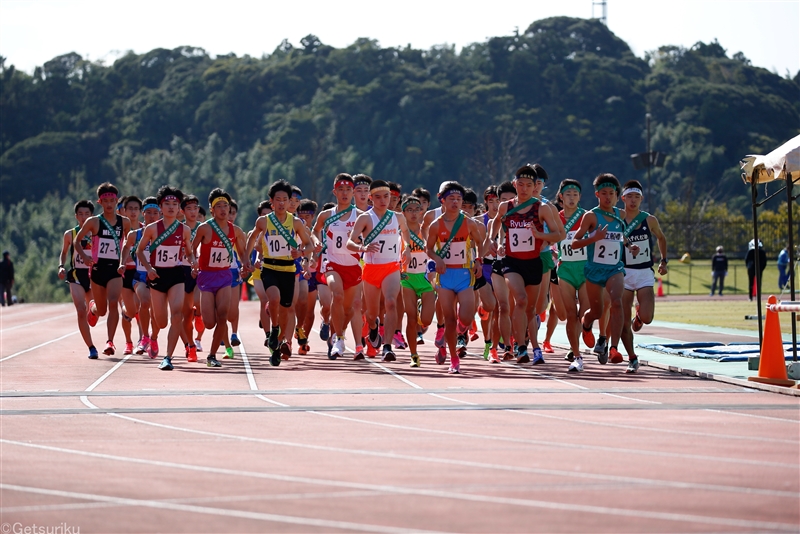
[211,197,228,209]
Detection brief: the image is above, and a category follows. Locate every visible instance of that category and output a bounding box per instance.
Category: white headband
[622,187,643,197]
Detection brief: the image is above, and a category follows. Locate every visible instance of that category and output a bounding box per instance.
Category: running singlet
[364,211,400,265]
[325,207,360,266]
[502,200,542,260]
[198,221,236,271]
[624,216,653,270]
[134,229,148,277]
[482,213,496,260]
[92,215,123,266]
[150,220,185,268]
[587,208,625,266]
[262,213,297,272]
[436,217,472,268]
[71,226,91,271]
[124,225,142,269]
[182,222,201,267]
[558,210,587,263]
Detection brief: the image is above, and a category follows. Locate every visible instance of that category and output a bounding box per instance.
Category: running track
[1,303,798,533]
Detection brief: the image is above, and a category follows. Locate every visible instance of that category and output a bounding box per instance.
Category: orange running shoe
[632,314,644,332]
[609,347,624,364]
[581,324,595,348]
[186,345,198,362]
[366,343,378,358]
[542,340,554,354]
[87,300,98,327]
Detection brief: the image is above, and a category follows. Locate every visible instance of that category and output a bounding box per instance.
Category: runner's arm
[58,230,71,280]
[118,231,137,274]
[571,212,600,250]
[345,214,369,253]
[73,217,98,266]
[182,224,197,269]
[649,215,668,274]
[233,225,251,272]
[135,224,158,280]
[535,204,566,244]
[244,216,266,258]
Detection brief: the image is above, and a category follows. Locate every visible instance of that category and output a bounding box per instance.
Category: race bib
[208,246,232,268]
[154,245,182,268]
[371,238,399,261]
[441,241,468,263]
[508,227,536,252]
[593,232,623,265]
[265,233,291,258]
[407,251,428,274]
[560,231,587,262]
[96,237,118,260]
[626,240,650,265]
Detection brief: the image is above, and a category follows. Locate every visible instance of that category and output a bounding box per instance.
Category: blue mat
[637,342,799,362]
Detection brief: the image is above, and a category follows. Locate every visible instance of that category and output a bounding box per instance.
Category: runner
[119,197,162,359]
[135,186,197,371]
[312,174,365,360]
[296,199,318,355]
[346,179,411,362]
[225,199,242,357]
[119,196,143,355]
[180,194,201,363]
[477,185,500,362]
[400,195,435,367]
[191,188,251,368]
[619,180,668,373]
[58,200,98,359]
[74,182,132,358]
[427,182,486,373]
[571,173,640,369]
[487,164,565,365]
[248,200,272,346]
[552,179,591,372]
[246,180,313,366]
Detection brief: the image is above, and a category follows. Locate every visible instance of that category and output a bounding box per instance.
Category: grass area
[653,298,799,335]
[658,260,795,296]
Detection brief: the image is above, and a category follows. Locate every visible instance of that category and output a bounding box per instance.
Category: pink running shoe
[135,336,150,355]
[392,331,407,350]
[103,341,115,355]
[434,326,445,348]
[123,341,134,355]
[148,339,159,359]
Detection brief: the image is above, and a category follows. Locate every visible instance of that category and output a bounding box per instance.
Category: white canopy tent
[740,134,799,362]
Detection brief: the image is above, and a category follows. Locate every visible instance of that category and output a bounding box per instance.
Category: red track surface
[1,302,798,533]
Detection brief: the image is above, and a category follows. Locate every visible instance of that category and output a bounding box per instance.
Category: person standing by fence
[0,251,14,305]
[710,246,728,296]
[777,246,790,290]
[745,239,767,301]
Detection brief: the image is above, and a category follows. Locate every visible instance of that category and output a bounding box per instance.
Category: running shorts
[362,262,400,288]
[90,263,122,288]
[624,267,655,291]
[325,262,362,291]
[435,267,474,294]
[183,265,197,294]
[123,268,136,290]
[501,256,543,287]
[149,266,185,293]
[584,262,625,287]
[557,261,586,289]
[261,267,295,308]
[67,268,91,292]
[401,271,434,297]
[197,270,232,295]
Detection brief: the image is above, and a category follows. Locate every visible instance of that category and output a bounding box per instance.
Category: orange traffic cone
[656,277,664,298]
[749,295,794,387]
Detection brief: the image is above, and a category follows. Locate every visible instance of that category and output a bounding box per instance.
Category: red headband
[390,190,401,198]
[335,179,354,189]
[99,192,117,200]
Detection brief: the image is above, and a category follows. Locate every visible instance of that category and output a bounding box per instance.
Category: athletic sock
[598,336,607,344]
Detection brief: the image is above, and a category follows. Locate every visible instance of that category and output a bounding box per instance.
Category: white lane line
[80,352,134,408]
[366,359,424,389]
[0,484,441,534]
[0,313,75,333]
[2,441,795,532]
[238,341,289,407]
[704,408,800,424]
[0,320,107,363]
[601,393,662,404]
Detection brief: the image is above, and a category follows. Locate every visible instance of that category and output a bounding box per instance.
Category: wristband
[58,264,64,269]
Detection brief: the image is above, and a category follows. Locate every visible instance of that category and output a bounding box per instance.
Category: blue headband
[142,203,159,212]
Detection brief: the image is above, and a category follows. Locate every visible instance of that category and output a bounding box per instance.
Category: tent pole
[751,178,763,346]
[786,166,797,361]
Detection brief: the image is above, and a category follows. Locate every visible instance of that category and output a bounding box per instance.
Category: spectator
[0,251,14,306]
[777,246,790,290]
[710,246,728,296]
[745,239,767,301]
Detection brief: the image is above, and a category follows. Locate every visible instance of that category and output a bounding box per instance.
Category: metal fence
[658,263,797,296]
[660,220,795,260]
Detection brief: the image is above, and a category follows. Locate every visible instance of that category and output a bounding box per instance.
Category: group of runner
[58,164,668,374]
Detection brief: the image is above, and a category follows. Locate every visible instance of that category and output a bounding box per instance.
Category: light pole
[630,113,666,212]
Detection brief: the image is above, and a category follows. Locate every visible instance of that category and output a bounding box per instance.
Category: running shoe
[597,347,608,365]
[410,354,421,368]
[393,331,407,350]
[435,346,447,365]
[268,327,280,351]
[87,300,98,327]
[194,314,204,333]
[382,346,396,362]
[448,355,461,374]
[224,346,235,359]
[469,329,480,342]
[502,347,514,361]
[149,339,159,359]
[482,342,491,361]
[270,349,281,367]
[279,341,292,360]
[103,341,115,356]
[581,324,595,349]
[123,341,134,355]
[327,338,335,360]
[319,322,330,341]
[626,357,640,374]
[477,305,490,321]
[609,347,624,364]
[368,320,382,348]
[568,356,584,373]
[88,346,98,359]
[531,347,545,365]
[135,336,150,355]
[158,356,174,371]
[434,326,445,348]
[542,340,554,354]
[366,343,378,358]
[207,355,221,368]
[632,314,644,332]
[593,337,607,355]
[564,350,575,362]
[332,335,345,359]
[186,345,198,362]
[489,348,500,364]
[354,346,365,361]
[516,346,530,364]
[456,334,467,350]
[416,332,425,345]
[194,339,203,352]
[230,333,241,347]
[298,343,310,355]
